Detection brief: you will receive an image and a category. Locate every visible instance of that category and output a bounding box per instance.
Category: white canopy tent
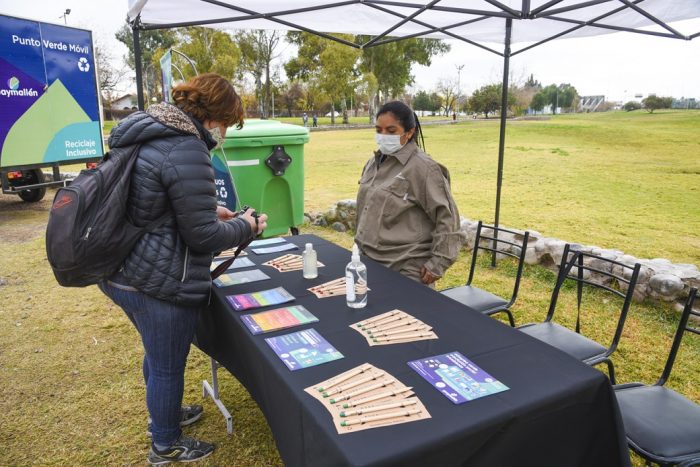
[127,0,700,236]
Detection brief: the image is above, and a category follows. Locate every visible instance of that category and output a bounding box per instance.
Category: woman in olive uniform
[355,101,464,286]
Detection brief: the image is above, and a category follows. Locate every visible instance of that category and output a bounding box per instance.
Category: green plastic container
[222,119,310,237]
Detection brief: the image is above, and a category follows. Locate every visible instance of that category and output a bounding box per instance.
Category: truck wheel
[18,169,46,202]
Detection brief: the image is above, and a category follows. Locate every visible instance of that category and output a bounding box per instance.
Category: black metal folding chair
[517,244,641,383]
[614,288,700,467]
[441,221,529,327]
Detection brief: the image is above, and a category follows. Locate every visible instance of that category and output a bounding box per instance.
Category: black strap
[211,215,260,280]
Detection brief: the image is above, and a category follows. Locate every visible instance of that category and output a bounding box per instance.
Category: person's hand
[216,206,236,221]
[240,208,268,236]
[420,266,440,285]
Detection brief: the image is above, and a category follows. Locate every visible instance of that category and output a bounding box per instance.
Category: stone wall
[307,200,699,311]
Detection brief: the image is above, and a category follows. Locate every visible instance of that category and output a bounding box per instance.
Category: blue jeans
[99,281,200,446]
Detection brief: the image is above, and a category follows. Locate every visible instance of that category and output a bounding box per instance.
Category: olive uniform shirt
[355,140,465,283]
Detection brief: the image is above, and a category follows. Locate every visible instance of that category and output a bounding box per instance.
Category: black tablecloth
[196,234,631,467]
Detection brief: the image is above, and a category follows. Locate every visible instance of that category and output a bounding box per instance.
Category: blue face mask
[375,133,404,154]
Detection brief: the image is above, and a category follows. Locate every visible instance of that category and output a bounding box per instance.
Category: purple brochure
[226,286,295,311]
[408,351,509,404]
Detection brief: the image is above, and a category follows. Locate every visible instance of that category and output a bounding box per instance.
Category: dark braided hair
[376,101,425,151]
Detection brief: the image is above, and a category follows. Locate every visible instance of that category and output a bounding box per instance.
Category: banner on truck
[0,14,103,168]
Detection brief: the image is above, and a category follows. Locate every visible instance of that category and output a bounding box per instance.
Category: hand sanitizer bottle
[302,243,318,279]
[346,244,367,309]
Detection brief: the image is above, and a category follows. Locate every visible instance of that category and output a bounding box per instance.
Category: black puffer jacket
[107,103,252,306]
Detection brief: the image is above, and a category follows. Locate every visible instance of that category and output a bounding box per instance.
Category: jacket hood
[108,102,217,150]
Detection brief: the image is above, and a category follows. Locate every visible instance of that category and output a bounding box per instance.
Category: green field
[2,110,698,466]
[303,110,700,265]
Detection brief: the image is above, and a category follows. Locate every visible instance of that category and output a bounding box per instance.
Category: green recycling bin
[222,119,310,237]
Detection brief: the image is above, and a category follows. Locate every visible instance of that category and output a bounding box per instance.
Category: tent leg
[133,25,145,111]
[493,18,512,267]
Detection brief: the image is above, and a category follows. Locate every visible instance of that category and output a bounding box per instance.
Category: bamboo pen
[361,314,408,330]
[356,310,402,328]
[329,379,395,404]
[359,313,407,329]
[368,325,431,338]
[342,387,413,409]
[311,278,345,289]
[372,332,435,342]
[339,398,419,417]
[340,409,422,426]
[316,364,373,392]
[365,318,419,334]
[322,371,386,397]
[271,254,300,264]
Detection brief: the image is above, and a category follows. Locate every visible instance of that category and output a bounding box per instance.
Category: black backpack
[46,144,168,287]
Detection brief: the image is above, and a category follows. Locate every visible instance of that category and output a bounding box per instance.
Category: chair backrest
[467,220,530,307]
[545,244,642,355]
[657,287,699,386]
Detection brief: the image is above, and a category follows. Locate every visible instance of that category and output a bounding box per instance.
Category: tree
[530,92,547,113]
[413,90,435,112]
[436,78,459,116]
[533,83,579,114]
[318,38,360,124]
[173,27,240,80]
[285,32,359,124]
[467,84,515,118]
[115,23,177,102]
[285,32,326,82]
[525,74,542,90]
[95,40,130,109]
[358,38,449,123]
[236,31,281,118]
[282,82,304,116]
[623,101,642,112]
[642,94,667,113]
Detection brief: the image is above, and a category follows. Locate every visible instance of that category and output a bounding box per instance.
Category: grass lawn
[304,109,700,265]
[3,110,697,465]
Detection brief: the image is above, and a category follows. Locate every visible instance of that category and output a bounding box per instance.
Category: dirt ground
[0,190,54,244]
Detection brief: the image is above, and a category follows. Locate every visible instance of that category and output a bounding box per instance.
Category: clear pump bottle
[302,243,318,279]
[346,244,367,308]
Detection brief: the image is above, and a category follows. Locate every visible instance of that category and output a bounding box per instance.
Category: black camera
[238,205,259,219]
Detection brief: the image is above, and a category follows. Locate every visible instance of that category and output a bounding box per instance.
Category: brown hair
[172,73,244,129]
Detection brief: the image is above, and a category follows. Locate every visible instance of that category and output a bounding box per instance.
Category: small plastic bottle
[346,244,367,309]
[302,243,318,279]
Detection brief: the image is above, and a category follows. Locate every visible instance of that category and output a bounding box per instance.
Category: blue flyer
[408,351,509,404]
[252,243,299,255]
[210,256,255,272]
[265,328,344,371]
[249,237,287,247]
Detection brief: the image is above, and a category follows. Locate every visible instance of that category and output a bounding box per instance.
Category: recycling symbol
[219,187,228,199]
[78,57,90,72]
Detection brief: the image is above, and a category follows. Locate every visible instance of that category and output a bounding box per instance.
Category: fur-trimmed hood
[108,102,217,150]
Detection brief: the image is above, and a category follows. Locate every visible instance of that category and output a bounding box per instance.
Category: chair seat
[440,285,508,314]
[517,322,607,362]
[614,385,700,461]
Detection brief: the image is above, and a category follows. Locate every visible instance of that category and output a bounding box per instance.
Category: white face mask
[375,133,404,155]
[209,127,226,149]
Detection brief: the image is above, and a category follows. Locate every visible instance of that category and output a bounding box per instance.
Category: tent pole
[493,17,512,267]
[133,25,145,111]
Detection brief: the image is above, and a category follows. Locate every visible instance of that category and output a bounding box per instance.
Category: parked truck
[0,13,103,202]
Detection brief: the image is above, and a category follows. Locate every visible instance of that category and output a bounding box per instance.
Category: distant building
[672,97,699,109]
[579,95,606,112]
[111,93,137,109]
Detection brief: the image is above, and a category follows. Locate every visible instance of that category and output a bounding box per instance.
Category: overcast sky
[2,0,699,102]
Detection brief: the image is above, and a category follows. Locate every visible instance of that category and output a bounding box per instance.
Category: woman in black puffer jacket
[99,74,266,465]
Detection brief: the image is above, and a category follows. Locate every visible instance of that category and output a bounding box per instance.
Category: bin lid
[225,119,309,139]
